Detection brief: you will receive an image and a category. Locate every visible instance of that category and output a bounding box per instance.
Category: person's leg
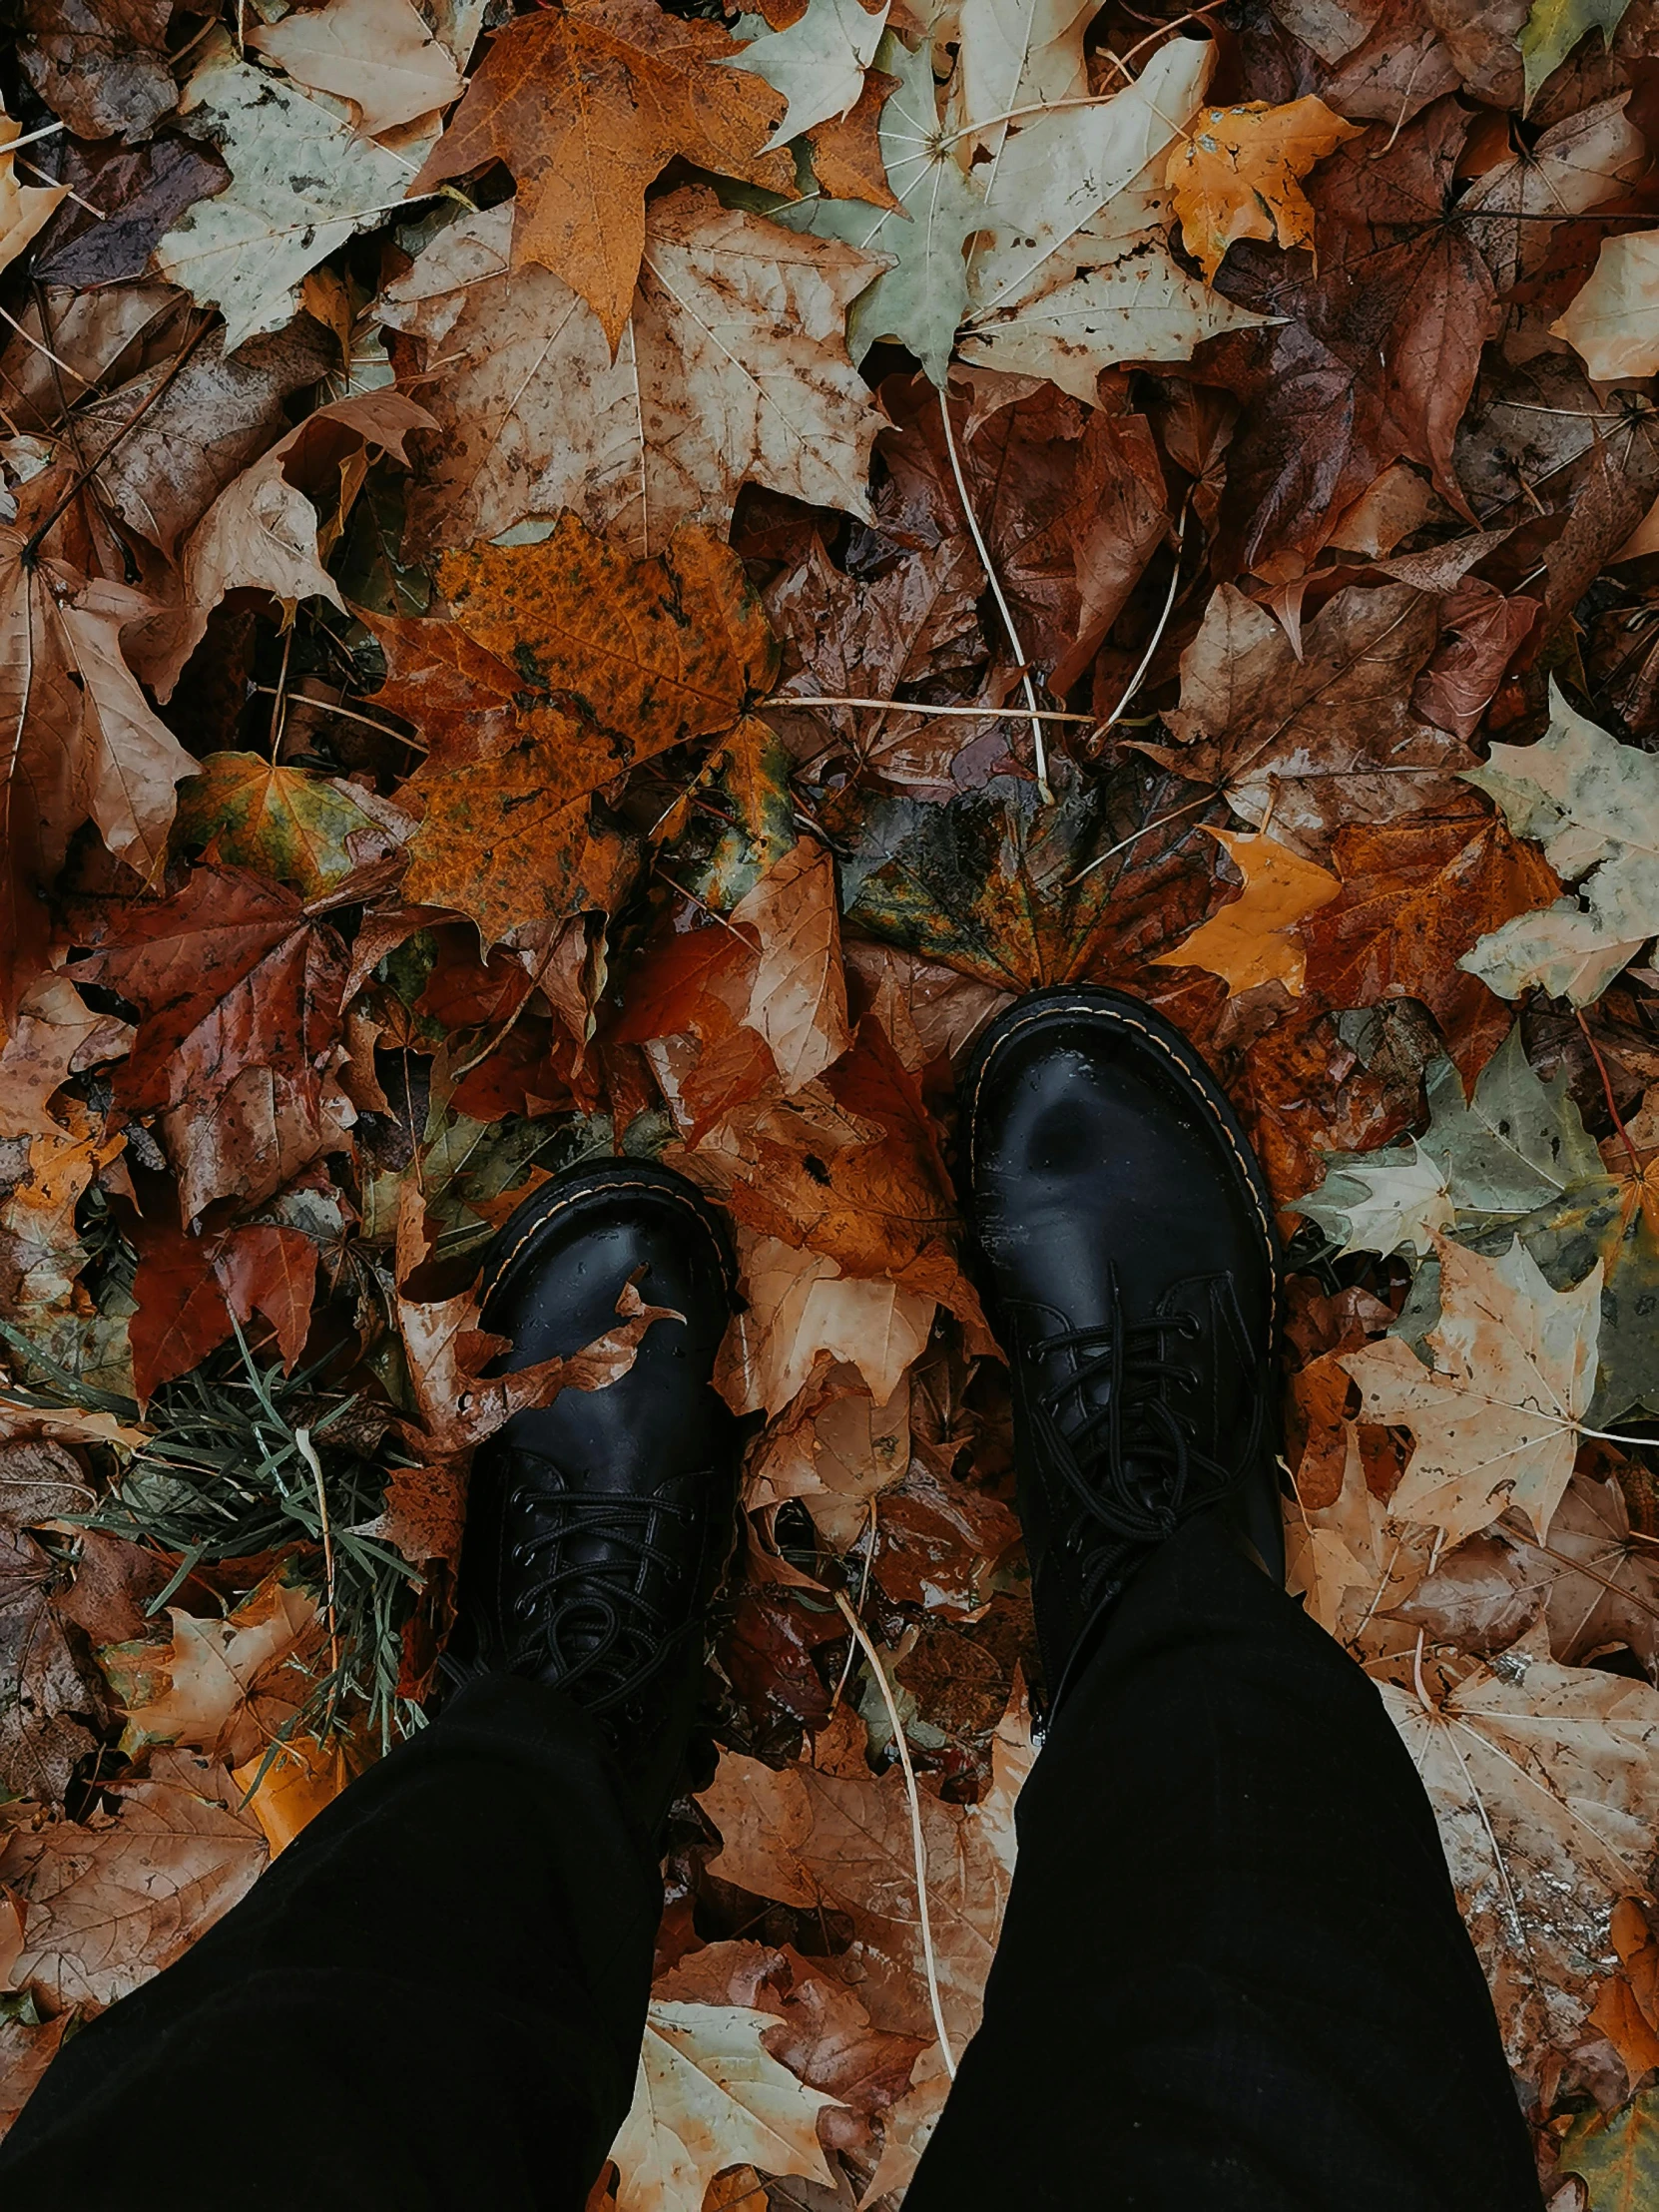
[0,1676,661,2212]
[912,987,1538,2210]
[0,1160,741,2212]
[907,1508,1539,2209]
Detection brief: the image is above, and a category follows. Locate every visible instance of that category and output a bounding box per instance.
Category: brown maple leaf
[70,863,350,1224]
[0,1439,104,1803]
[127,1213,317,1401]
[409,0,796,348]
[0,536,198,1016]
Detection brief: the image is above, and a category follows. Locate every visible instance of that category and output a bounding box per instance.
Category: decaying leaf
[101,1571,320,1766]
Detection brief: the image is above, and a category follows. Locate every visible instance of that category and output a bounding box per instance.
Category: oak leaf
[247,0,463,136]
[1152,829,1338,996]
[1342,1236,1601,1545]
[409,0,796,348]
[381,189,885,559]
[1166,97,1363,281]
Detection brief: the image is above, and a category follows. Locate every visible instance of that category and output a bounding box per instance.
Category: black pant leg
[0,1675,662,2212]
[907,1510,1541,2211]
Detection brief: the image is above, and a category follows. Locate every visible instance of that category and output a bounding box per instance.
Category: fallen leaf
[0,1439,103,1802]
[0,1749,267,2009]
[410,0,795,348]
[16,0,175,143]
[608,2000,840,2212]
[0,110,67,278]
[1560,2085,1659,2208]
[434,516,778,762]
[27,136,228,288]
[1150,580,1468,859]
[717,1229,935,1413]
[1384,1630,1659,2070]
[1285,1424,1434,1657]
[128,1215,318,1399]
[1517,0,1633,111]
[727,0,889,147]
[230,1729,353,1857]
[155,33,432,352]
[0,537,199,1010]
[247,0,464,135]
[0,975,132,1141]
[1343,1235,1602,1545]
[1555,229,1659,381]
[100,1571,321,1765]
[728,839,850,1095]
[174,755,390,901]
[70,864,351,1225]
[1459,680,1659,1006]
[381,188,885,558]
[1152,829,1339,995]
[1166,97,1364,280]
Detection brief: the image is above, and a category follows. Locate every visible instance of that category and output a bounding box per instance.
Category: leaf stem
[833,1587,956,2081]
[935,385,1051,803]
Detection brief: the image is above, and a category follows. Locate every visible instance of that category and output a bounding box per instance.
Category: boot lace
[1029,1308,1262,1611]
[504,1455,697,1713]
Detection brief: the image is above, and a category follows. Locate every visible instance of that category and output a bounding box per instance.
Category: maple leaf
[0,537,198,1012]
[127,1213,318,1400]
[1384,1629,1659,2070]
[230,1729,354,1859]
[1459,680,1659,1005]
[410,0,796,349]
[154,34,430,351]
[1517,0,1632,110]
[728,839,850,1095]
[717,1227,936,1413]
[434,516,778,762]
[1167,96,1362,281]
[1152,829,1338,996]
[768,29,987,384]
[70,863,351,1225]
[1555,229,1659,381]
[100,1571,320,1767]
[1148,580,1469,858]
[726,0,889,148]
[608,2000,841,2212]
[1561,2087,1659,2208]
[379,188,886,559]
[0,976,132,1142]
[0,1747,266,2009]
[173,754,390,902]
[1300,808,1562,1085]
[246,0,464,136]
[1342,1236,1601,1546]
[0,1439,104,1802]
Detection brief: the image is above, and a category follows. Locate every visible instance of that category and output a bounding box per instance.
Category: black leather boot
[958,986,1284,1711]
[448,1158,740,1834]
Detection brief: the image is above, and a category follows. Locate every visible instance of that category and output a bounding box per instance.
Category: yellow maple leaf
[1166,96,1362,281]
[1151,828,1339,994]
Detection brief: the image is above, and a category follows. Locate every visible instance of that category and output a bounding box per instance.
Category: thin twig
[765,693,1095,724]
[829,1500,879,1714]
[1095,498,1190,739]
[936,386,1052,804]
[249,683,419,747]
[448,930,563,1080]
[2,119,67,156]
[833,1588,956,2080]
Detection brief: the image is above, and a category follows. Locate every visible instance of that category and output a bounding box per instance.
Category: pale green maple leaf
[156,34,430,353]
[765,29,987,384]
[1517,0,1632,113]
[727,0,891,150]
[1458,679,1659,1006]
[1298,1141,1453,1261]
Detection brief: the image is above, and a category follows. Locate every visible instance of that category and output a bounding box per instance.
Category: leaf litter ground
[5,0,1659,2204]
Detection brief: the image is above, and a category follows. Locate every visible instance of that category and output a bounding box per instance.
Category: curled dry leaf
[100,1570,321,1767]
